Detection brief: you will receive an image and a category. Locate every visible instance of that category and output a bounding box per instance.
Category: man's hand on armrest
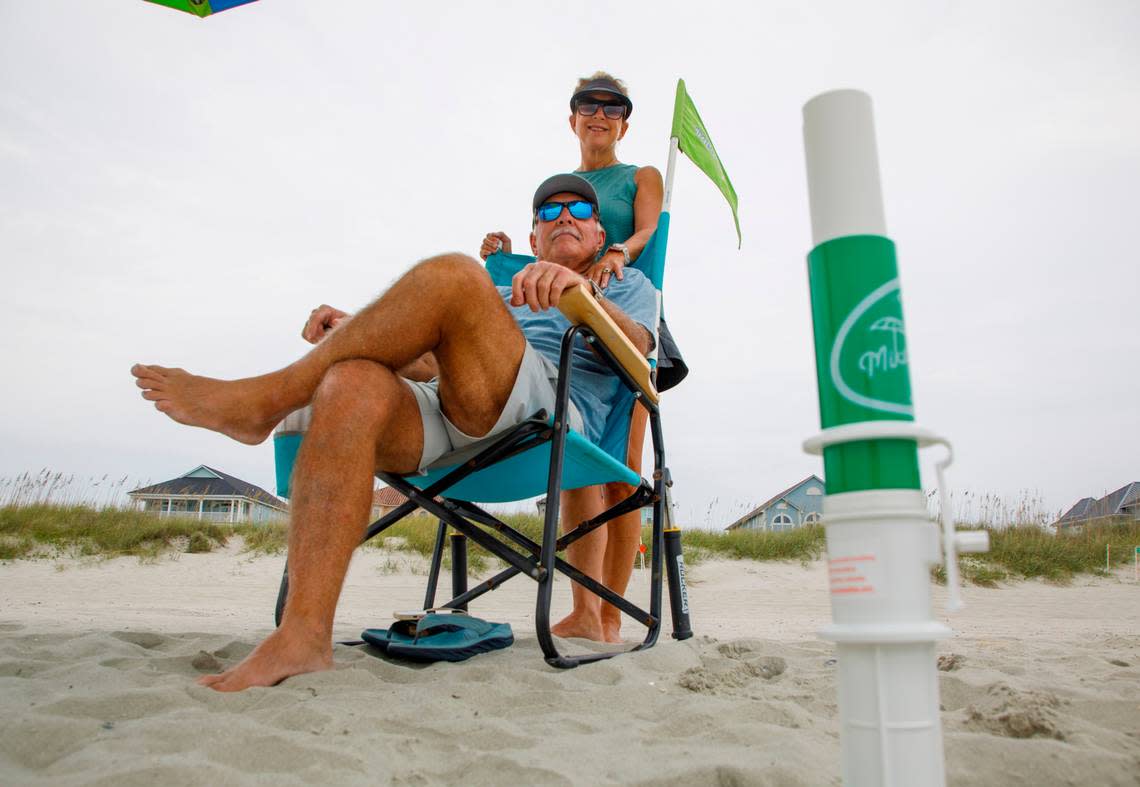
[511,260,587,313]
[511,261,651,355]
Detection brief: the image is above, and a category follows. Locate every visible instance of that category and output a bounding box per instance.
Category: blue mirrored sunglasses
[536,200,595,222]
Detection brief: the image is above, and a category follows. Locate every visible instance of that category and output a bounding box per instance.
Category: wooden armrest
[557,283,659,405]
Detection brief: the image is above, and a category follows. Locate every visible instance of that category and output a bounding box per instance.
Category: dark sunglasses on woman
[575,101,627,120]
[536,200,596,222]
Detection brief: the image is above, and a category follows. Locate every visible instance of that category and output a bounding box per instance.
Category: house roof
[1056,482,1140,524]
[725,475,824,531]
[128,465,286,510]
[1098,482,1140,517]
[372,486,443,509]
[1057,497,1096,522]
[373,486,409,507]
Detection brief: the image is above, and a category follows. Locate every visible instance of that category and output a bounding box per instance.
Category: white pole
[663,136,679,213]
[803,90,887,246]
[803,89,950,787]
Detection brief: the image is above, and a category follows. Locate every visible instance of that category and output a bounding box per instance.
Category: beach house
[724,475,825,532]
[128,465,288,524]
[372,485,411,520]
[1054,481,1140,528]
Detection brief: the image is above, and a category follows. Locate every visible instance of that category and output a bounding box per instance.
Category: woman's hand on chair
[302,305,350,344]
[479,231,512,260]
[587,249,626,289]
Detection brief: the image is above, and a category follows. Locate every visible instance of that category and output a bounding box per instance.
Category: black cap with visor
[569,78,633,119]
[532,174,601,216]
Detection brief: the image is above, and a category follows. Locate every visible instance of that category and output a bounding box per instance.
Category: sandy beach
[1,544,1138,786]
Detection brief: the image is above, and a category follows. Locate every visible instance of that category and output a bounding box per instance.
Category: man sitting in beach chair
[130,174,657,692]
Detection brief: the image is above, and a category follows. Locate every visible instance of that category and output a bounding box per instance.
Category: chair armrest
[557,283,660,405]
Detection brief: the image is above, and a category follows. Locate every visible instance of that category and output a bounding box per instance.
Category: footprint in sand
[191,650,224,673]
[937,653,964,671]
[111,631,166,650]
[678,641,788,694]
[963,682,1067,740]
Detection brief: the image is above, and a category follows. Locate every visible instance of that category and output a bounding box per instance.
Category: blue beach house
[724,475,825,532]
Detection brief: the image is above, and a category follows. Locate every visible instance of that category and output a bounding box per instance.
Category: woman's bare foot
[600,612,623,644]
[551,610,606,642]
[197,627,332,692]
[131,364,287,445]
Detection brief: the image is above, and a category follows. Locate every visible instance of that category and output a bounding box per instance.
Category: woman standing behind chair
[480,72,685,643]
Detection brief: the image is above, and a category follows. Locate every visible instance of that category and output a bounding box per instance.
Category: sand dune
[1,546,1138,785]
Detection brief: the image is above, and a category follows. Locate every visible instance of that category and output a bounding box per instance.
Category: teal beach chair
[272,216,691,667]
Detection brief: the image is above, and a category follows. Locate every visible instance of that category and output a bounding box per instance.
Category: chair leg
[450,532,468,611]
[663,481,693,640]
[423,519,447,611]
[534,327,665,667]
[274,561,288,627]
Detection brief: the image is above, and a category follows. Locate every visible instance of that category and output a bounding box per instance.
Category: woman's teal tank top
[575,163,638,246]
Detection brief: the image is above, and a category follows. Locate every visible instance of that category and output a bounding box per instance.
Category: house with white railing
[724,475,825,532]
[129,465,288,524]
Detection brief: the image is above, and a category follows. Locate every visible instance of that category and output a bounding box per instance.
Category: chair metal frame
[274,316,692,668]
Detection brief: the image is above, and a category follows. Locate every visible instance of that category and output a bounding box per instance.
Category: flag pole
[663,136,679,213]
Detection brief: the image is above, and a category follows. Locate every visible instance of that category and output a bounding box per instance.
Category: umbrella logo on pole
[829,278,914,417]
[859,316,908,378]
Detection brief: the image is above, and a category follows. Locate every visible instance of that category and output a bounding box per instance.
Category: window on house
[771,514,793,531]
[804,512,821,525]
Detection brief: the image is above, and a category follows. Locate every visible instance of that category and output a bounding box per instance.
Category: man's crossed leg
[133,174,655,690]
[133,253,527,691]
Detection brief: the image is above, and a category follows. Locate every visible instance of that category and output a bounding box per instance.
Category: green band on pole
[807,234,920,494]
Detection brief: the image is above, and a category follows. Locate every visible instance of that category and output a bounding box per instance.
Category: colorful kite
[144,0,258,18]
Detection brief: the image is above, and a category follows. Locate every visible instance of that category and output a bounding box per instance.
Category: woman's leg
[599,403,649,642]
[550,485,608,642]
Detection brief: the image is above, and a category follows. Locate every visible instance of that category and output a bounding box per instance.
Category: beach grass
[929,517,1140,585]
[677,524,827,564]
[982,517,1140,581]
[0,504,235,560]
[5,499,1139,587]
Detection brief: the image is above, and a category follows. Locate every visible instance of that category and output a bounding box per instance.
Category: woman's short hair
[573,71,629,98]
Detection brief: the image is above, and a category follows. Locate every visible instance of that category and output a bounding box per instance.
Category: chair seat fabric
[404,426,639,503]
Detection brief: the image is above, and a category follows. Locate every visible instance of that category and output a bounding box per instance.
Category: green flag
[671,79,741,247]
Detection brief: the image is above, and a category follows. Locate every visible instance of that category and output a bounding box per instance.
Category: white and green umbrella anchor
[799,90,989,787]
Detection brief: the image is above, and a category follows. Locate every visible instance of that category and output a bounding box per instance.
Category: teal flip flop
[362,612,513,663]
[359,618,417,654]
[359,608,459,654]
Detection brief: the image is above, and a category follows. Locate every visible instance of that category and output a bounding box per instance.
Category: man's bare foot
[131,364,285,445]
[551,610,606,642]
[197,627,332,692]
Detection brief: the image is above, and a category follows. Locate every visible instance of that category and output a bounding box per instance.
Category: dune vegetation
[3,471,1137,583]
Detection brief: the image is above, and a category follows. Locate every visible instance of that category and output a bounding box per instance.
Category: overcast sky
[2,1,1137,527]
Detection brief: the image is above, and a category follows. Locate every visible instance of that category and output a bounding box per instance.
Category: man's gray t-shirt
[497,268,657,444]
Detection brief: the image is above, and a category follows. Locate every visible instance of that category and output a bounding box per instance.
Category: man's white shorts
[406,341,584,471]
